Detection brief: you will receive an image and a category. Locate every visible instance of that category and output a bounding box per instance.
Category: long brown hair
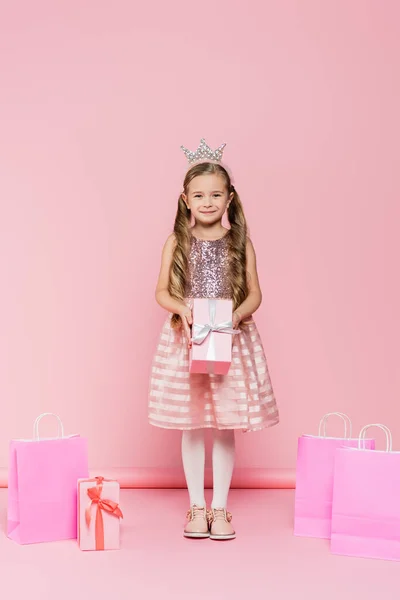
[169,162,248,328]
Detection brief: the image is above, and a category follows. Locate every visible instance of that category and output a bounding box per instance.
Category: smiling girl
[148,139,279,540]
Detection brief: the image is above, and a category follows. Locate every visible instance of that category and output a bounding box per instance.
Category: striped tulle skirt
[148,314,279,433]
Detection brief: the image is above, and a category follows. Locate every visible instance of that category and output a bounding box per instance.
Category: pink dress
[148,234,279,432]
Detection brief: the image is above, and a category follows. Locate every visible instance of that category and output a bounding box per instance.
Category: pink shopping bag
[331,424,400,561]
[294,412,375,539]
[7,413,89,545]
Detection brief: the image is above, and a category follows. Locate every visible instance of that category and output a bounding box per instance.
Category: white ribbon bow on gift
[191,299,239,344]
[192,320,239,344]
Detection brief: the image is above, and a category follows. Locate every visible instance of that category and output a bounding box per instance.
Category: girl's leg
[211,429,235,509]
[181,428,206,507]
[209,428,236,540]
[181,428,208,538]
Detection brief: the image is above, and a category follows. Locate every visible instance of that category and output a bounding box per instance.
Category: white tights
[181,428,235,509]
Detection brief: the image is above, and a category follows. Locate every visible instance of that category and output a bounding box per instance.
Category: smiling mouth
[199,211,217,214]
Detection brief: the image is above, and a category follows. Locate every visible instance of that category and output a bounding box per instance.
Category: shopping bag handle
[318,412,352,439]
[33,413,65,440]
[358,423,392,452]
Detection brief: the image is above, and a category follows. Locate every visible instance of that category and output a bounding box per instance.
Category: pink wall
[1,1,400,486]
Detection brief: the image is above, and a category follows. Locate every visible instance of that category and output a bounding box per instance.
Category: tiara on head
[180,138,226,165]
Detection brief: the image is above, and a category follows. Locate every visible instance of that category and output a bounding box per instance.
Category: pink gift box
[190,298,235,375]
[78,477,123,551]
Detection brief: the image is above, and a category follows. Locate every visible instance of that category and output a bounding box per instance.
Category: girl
[148,139,279,540]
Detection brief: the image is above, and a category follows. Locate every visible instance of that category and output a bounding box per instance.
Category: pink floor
[1,489,399,599]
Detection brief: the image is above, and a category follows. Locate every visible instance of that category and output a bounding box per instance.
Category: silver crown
[180,138,226,165]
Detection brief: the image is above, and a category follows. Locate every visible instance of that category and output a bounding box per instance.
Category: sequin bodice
[185,234,232,299]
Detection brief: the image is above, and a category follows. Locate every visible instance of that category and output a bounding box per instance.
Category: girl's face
[182,174,233,227]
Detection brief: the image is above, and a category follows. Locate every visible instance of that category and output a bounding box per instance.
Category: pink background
[1,1,399,486]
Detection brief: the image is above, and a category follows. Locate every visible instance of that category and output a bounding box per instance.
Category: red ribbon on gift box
[85,476,123,550]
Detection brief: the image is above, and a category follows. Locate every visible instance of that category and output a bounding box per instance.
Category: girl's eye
[213,194,221,198]
[194,194,202,198]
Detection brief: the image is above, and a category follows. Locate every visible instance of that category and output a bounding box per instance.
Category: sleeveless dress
[148,234,279,432]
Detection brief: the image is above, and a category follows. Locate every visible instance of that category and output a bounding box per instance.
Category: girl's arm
[155,234,193,343]
[233,238,262,327]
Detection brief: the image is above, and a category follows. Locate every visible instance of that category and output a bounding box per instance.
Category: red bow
[85,476,123,550]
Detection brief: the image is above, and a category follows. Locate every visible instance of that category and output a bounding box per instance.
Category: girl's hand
[232,310,242,329]
[179,306,193,347]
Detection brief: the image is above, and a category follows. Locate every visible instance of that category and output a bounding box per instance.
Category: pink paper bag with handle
[7,413,89,545]
[294,412,375,539]
[331,424,400,561]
